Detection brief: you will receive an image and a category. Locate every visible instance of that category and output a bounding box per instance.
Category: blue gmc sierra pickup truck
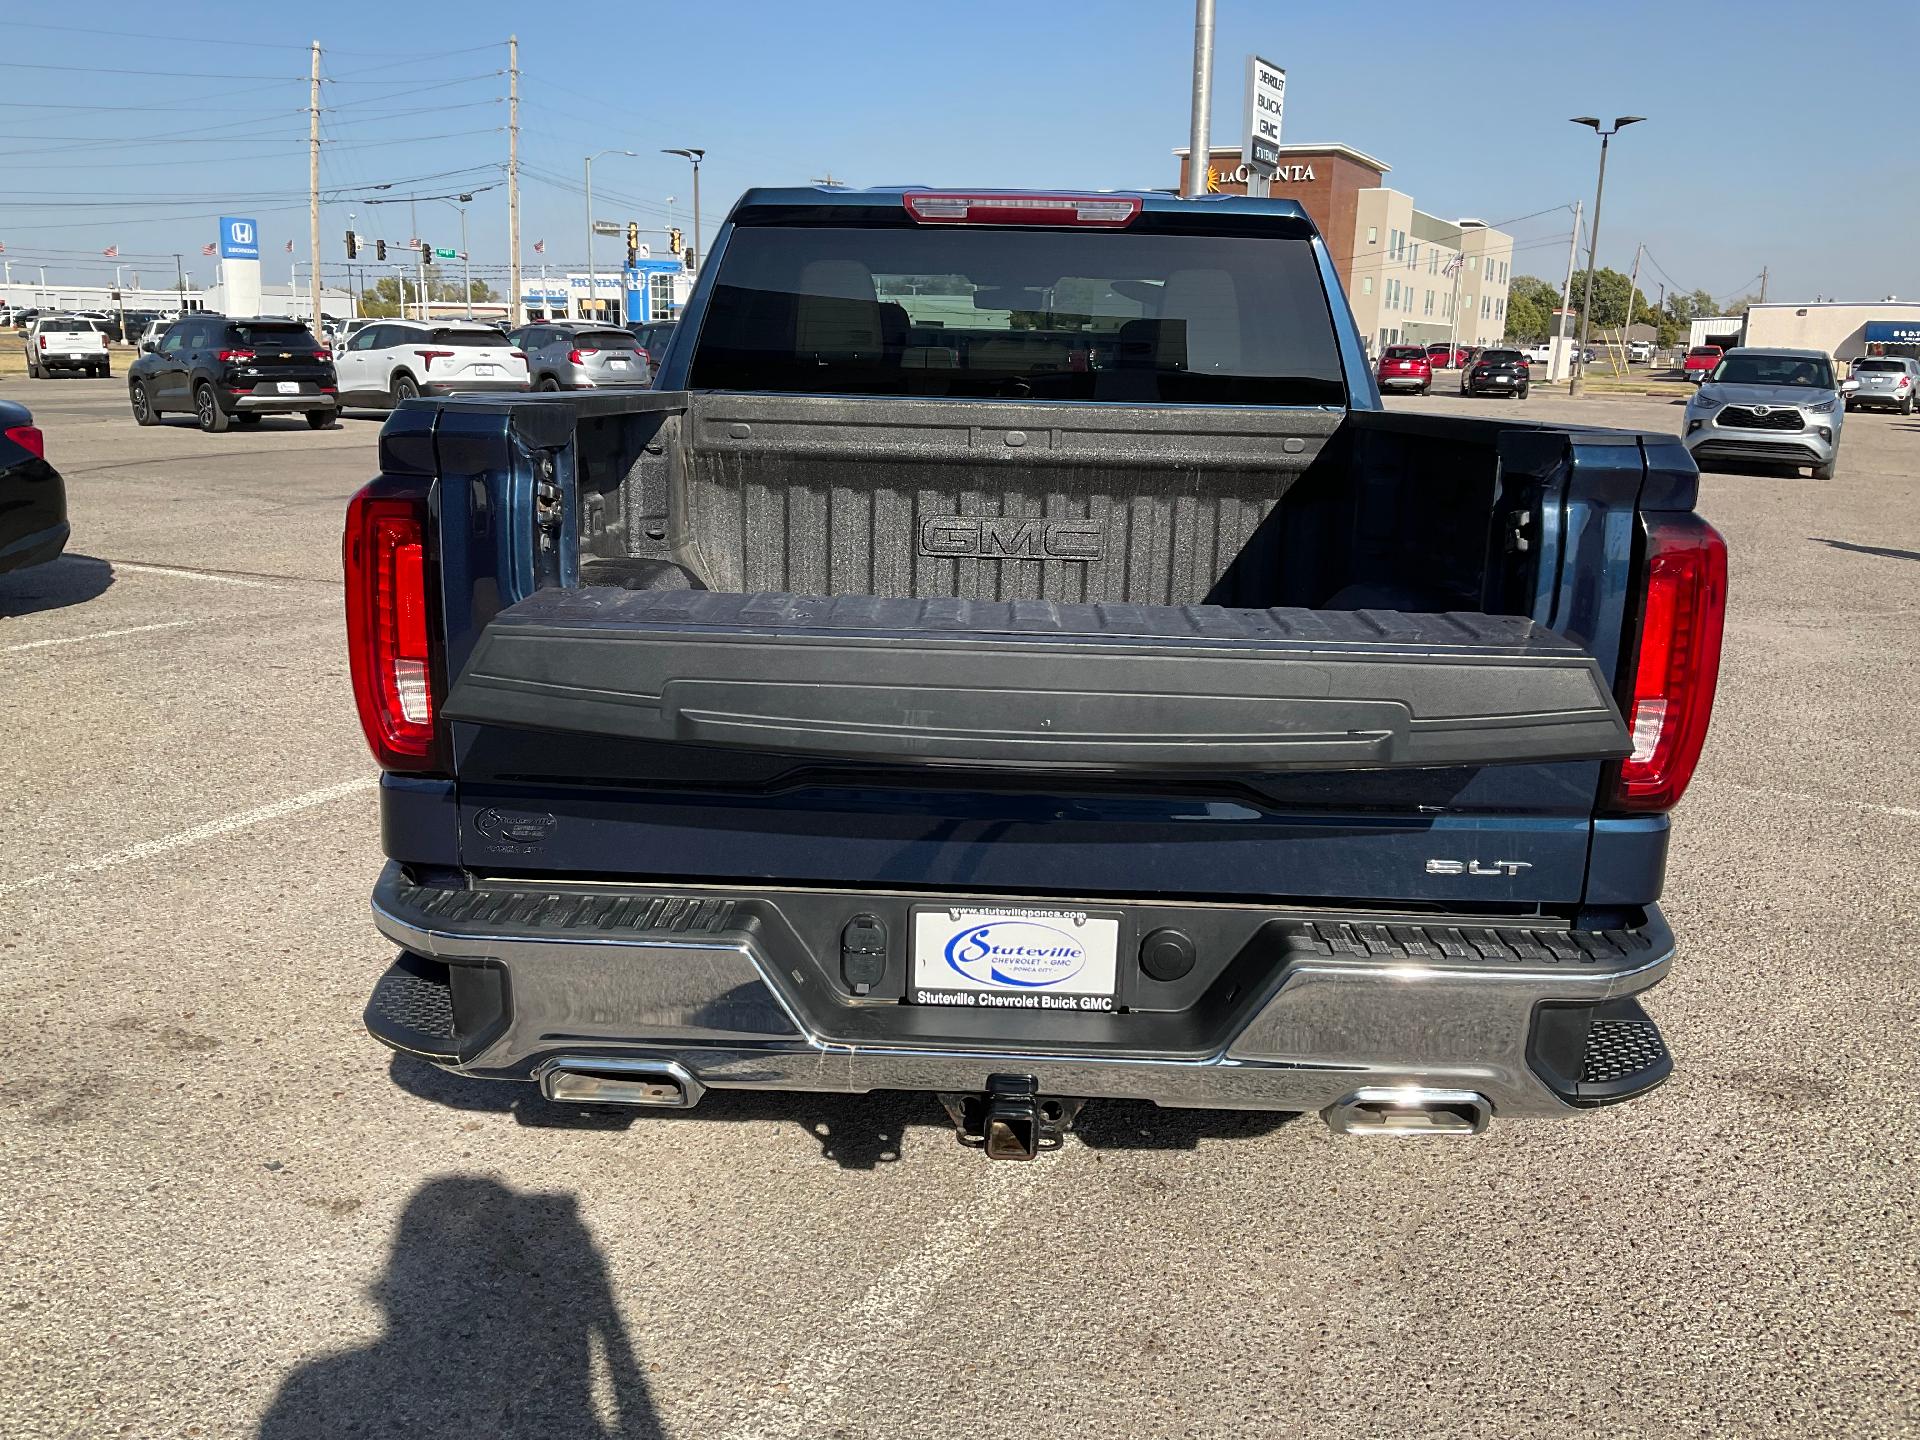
[348,188,1726,1158]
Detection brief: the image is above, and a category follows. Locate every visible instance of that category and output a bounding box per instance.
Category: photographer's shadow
[257,1175,665,1438]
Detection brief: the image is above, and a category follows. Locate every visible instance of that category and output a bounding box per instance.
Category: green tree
[1506,275,1561,340]
[1505,292,1546,341]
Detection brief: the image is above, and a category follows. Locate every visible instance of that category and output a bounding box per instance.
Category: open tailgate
[444,590,1629,772]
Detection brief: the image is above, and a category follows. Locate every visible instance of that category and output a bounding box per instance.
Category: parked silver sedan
[1683,347,1854,480]
[510,322,653,391]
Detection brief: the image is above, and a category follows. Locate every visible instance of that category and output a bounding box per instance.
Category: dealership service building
[1174,144,1515,353]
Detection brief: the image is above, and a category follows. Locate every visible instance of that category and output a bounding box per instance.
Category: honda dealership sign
[1244,57,1286,175]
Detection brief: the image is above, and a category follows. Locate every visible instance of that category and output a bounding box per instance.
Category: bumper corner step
[1529,995,1673,1107]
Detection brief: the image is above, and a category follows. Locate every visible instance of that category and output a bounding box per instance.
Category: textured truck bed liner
[444,588,1630,772]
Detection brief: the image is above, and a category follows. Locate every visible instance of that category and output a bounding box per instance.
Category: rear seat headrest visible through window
[796,259,882,360]
[1157,268,1242,374]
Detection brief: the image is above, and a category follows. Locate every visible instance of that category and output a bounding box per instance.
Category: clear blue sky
[4,1,1913,306]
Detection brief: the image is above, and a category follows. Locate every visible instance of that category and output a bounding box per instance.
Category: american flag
[533,239,545,254]
[285,239,295,254]
[202,242,217,256]
[0,241,7,254]
[1443,253,1463,278]
[103,245,119,258]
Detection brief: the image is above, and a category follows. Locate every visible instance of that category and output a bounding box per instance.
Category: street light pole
[583,148,636,322]
[1568,115,1644,397]
[1183,0,1216,198]
[663,148,705,271]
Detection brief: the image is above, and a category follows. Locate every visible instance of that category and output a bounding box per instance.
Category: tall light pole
[663,148,704,271]
[1183,0,1216,198]
[585,148,635,321]
[1568,115,1644,397]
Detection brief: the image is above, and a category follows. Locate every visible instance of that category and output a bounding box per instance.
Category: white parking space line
[1723,782,1920,822]
[0,777,377,898]
[2,619,195,653]
[720,1162,1045,1440]
[112,562,276,589]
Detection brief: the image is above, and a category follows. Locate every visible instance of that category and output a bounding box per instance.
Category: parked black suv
[128,316,339,432]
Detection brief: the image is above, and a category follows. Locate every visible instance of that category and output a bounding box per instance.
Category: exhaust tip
[539,1058,704,1110]
[1323,1087,1490,1138]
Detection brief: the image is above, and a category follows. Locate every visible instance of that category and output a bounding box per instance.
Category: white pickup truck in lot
[25,316,112,380]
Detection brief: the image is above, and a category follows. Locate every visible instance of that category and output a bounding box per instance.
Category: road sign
[434,247,457,259]
[1243,57,1286,176]
[218,216,260,261]
[591,220,622,237]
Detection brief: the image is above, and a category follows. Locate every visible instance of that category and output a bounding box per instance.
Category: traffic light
[667,227,683,256]
[345,229,359,259]
[421,240,434,266]
[625,220,640,269]
[376,238,387,261]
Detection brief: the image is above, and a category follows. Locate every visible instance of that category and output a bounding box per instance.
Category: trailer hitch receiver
[939,1075,1085,1160]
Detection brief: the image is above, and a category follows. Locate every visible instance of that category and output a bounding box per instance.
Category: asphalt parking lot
[3,377,1916,1439]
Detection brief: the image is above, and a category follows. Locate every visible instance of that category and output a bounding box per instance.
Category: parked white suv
[332,320,529,408]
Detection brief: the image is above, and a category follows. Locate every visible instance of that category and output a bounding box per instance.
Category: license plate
[472,364,497,377]
[609,358,630,369]
[276,382,300,394]
[911,906,1119,1010]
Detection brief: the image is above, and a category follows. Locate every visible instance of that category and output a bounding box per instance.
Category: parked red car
[1684,345,1724,382]
[1425,343,1471,369]
[1376,344,1433,394]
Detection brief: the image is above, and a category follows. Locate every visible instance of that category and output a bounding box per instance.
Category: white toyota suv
[332,320,529,408]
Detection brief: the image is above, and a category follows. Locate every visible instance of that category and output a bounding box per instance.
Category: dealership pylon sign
[1243,57,1286,189]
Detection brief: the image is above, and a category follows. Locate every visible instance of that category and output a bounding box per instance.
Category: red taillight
[904,192,1142,227]
[315,348,333,361]
[5,424,45,459]
[636,347,653,365]
[1609,514,1727,812]
[38,335,47,350]
[414,349,455,370]
[217,349,255,362]
[567,348,590,364]
[343,482,444,773]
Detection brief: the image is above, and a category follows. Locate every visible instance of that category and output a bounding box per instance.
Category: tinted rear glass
[574,329,640,348]
[229,323,321,351]
[1382,346,1426,360]
[1854,359,1904,372]
[689,223,1345,404]
[1480,350,1522,362]
[430,329,507,348]
[1688,347,1721,357]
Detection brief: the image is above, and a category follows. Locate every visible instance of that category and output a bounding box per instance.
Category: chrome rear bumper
[366,863,1673,1121]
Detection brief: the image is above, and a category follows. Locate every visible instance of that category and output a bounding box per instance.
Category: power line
[6,20,316,49]
[1,60,304,80]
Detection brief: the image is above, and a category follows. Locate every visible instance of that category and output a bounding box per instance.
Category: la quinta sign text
[1207,161,1315,192]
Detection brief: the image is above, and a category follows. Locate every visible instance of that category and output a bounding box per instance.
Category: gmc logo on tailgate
[918,517,1104,560]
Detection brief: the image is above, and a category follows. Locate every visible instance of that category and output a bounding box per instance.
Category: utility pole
[309,41,323,329]
[1554,199,1581,384]
[1620,242,1643,372]
[1759,266,1768,304]
[508,35,521,326]
[1183,0,1216,198]
[173,253,185,312]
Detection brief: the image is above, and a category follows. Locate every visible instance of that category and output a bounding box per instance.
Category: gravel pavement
[2,378,1914,1439]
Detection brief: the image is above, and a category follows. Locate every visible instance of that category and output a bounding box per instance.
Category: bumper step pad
[365,953,460,1062]
[1528,995,1673,1107]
